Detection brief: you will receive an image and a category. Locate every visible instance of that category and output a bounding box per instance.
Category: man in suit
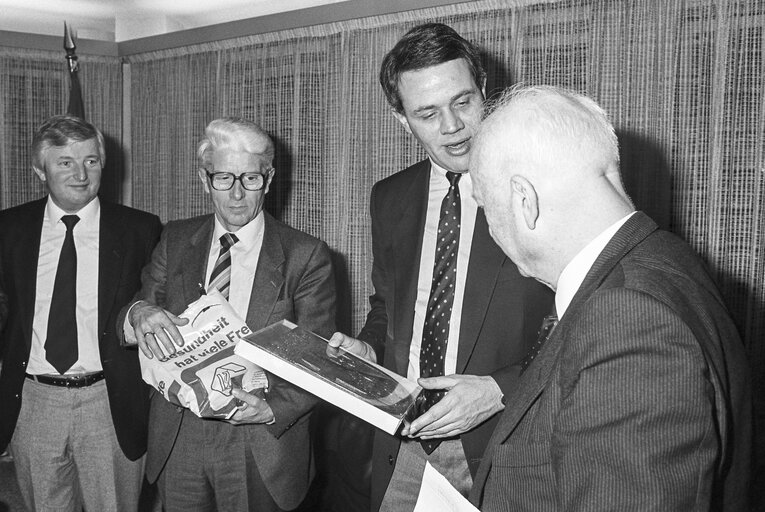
[120,117,336,511]
[0,114,162,511]
[329,23,552,511]
[468,85,752,510]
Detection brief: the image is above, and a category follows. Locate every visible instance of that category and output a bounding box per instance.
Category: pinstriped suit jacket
[469,212,751,511]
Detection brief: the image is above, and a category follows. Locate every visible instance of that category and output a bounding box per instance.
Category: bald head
[470,85,634,289]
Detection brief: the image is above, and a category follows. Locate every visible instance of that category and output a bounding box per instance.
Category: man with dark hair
[0,114,162,511]
[468,85,751,511]
[119,117,336,511]
[330,23,552,511]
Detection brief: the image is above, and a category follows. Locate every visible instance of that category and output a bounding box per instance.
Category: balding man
[468,85,751,511]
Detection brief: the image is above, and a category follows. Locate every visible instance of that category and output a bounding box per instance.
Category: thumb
[168,312,189,326]
[231,387,259,406]
[327,332,345,348]
[418,376,452,390]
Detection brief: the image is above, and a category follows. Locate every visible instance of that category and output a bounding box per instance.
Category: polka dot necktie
[521,312,559,373]
[45,214,80,375]
[418,171,461,454]
[207,233,238,299]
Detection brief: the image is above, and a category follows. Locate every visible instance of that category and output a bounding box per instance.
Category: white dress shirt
[555,212,636,319]
[407,161,478,380]
[205,213,265,317]
[28,197,102,375]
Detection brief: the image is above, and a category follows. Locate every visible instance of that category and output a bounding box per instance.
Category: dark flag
[64,22,85,119]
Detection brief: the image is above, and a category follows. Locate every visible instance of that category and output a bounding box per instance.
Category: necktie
[45,214,80,374]
[418,171,461,454]
[208,233,238,299]
[521,312,559,373]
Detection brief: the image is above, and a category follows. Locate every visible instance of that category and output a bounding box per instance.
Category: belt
[25,371,105,388]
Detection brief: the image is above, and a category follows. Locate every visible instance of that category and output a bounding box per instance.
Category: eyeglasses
[204,169,272,191]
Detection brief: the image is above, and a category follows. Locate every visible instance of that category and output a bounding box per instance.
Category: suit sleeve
[266,239,337,437]
[0,275,7,344]
[554,288,721,509]
[357,182,388,357]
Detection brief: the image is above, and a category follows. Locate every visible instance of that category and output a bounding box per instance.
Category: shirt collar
[212,211,264,250]
[555,212,635,318]
[428,159,473,196]
[45,196,100,229]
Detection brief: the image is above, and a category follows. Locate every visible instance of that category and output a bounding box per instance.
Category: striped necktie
[208,233,238,299]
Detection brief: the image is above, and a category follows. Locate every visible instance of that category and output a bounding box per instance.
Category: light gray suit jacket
[470,212,751,511]
[120,211,336,510]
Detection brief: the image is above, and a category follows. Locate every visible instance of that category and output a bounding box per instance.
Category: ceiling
[0,0,345,42]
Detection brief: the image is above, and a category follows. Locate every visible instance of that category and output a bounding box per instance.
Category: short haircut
[31,115,106,171]
[482,84,620,172]
[197,117,275,169]
[379,22,486,113]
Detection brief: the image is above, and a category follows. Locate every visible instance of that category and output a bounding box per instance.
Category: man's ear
[391,109,413,135]
[32,165,46,182]
[263,168,275,195]
[197,167,211,194]
[510,175,539,230]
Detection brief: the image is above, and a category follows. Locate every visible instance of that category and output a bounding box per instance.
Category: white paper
[413,461,479,512]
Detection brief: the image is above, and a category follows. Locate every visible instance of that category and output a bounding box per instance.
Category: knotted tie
[45,214,80,374]
[521,312,559,373]
[208,233,238,299]
[418,171,461,454]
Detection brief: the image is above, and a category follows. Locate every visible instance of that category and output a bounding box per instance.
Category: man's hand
[227,388,275,425]
[129,301,188,359]
[403,374,504,439]
[327,332,377,363]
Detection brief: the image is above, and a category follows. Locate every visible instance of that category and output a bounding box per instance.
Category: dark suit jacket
[470,212,752,511]
[358,160,554,510]
[0,197,162,460]
[122,212,336,511]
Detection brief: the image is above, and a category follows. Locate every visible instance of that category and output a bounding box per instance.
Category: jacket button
[388,455,394,465]
[21,361,26,367]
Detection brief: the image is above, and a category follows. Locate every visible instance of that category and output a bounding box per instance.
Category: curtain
[126,0,764,354]
[0,47,124,207]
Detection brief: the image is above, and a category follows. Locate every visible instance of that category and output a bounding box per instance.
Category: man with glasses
[119,117,336,511]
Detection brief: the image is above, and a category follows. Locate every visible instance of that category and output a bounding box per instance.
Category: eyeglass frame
[202,167,274,191]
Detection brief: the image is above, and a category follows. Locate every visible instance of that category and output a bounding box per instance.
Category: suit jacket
[470,212,752,511]
[358,160,554,510]
[0,197,162,460]
[123,212,336,511]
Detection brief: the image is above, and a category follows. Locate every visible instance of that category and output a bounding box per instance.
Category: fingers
[417,376,456,390]
[229,388,275,424]
[130,302,187,359]
[328,332,352,349]
[327,332,376,362]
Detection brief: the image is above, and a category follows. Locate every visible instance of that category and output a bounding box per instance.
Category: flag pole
[64,22,85,119]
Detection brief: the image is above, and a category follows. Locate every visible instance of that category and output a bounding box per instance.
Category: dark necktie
[418,171,461,454]
[521,312,559,373]
[208,233,238,299]
[45,214,80,374]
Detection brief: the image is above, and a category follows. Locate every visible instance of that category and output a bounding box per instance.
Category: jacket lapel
[245,213,284,330]
[391,162,429,372]
[182,217,213,305]
[17,199,46,350]
[471,317,564,496]
[456,210,504,372]
[98,202,124,335]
